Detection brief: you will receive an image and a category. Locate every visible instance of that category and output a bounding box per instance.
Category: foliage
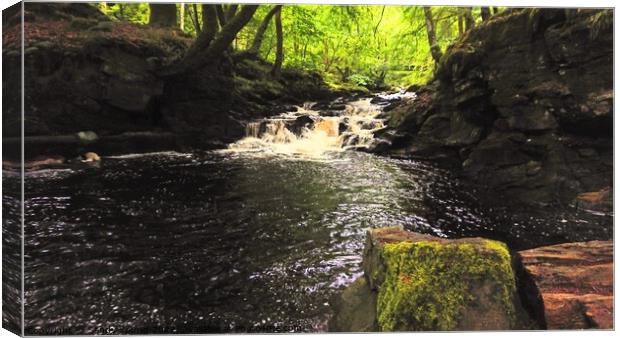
[95,3,507,87]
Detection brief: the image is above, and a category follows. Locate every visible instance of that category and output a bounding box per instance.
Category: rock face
[2,3,191,139]
[380,9,613,206]
[517,241,613,329]
[3,4,333,157]
[331,227,529,331]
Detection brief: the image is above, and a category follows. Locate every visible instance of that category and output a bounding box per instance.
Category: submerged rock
[517,241,613,329]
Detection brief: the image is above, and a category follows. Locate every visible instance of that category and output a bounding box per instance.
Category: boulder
[362,227,527,331]
[517,241,613,329]
[574,186,612,212]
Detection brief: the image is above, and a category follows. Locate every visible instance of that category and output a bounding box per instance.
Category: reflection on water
[18,150,612,334]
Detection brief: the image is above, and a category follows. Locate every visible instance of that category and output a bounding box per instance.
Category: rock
[574,186,612,212]
[329,277,378,332]
[76,131,98,143]
[362,227,526,331]
[88,21,114,32]
[290,115,315,135]
[381,9,612,207]
[24,156,66,170]
[330,104,347,110]
[82,152,101,162]
[517,241,613,329]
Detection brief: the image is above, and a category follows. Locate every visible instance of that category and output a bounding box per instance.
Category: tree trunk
[225,4,238,21]
[463,7,475,31]
[248,5,283,55]
[190,4,201,34]
[423,7,442,65]
[215,5,226,27]
[181,5,258,71]
[480,7,491,21]
[179,4,185,30]
[149,4,177,27]
[271,7,284,77]
[201,4,218,46]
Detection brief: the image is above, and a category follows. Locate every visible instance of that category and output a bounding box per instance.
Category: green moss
[376,239,517,331]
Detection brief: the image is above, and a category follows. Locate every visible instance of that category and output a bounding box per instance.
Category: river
[3,95,612,334]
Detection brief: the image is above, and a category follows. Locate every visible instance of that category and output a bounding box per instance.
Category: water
[6,96,612,334]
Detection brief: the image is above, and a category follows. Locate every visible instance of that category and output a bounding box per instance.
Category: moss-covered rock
[364,227,525,331]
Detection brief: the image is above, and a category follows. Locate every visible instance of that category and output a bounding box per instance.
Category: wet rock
[574,186,612,212]
[517,241,613,329]
[321,110,343,117]
[290,115,315,135]
[82,152,101,162]
[362,227,526,331]
[330,104,347,111]
[329,277,378,332]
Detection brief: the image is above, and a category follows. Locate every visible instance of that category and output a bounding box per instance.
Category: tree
[248,5,283,55]
[149,3,177,27]
[423,7,442,65]
[201,4,218,45]
[180,5,259,71]
[179,3,185,30]
[189,4,201,34]
[463,7,475,31]
[480,7,491,21]
[271,7,284,76]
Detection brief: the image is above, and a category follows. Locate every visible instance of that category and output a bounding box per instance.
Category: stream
[4,95,612,334]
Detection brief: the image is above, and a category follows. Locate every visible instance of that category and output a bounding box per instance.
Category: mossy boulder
[363,227,525,331]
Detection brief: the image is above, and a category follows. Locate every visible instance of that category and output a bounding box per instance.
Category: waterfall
[227,97,389,158]
[246,122,261,138]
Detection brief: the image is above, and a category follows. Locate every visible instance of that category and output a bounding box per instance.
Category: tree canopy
[98,3,501,88]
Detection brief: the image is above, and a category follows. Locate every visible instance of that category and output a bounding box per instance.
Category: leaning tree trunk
[215,5,227,27]
[480,7,491,21]
[463,7,475,31]
[248,5,283,55]
[423,7,442,66]
[225,4,239,21]
[271,7,284,77]
[181,5,258,71]
[149,4,177,27]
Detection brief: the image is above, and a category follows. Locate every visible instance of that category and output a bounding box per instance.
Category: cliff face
[382,9,613,206]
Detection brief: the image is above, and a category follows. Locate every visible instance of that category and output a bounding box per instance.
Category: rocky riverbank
[2,3,339,160]
[330,227,613,331]
[374,8,613,208]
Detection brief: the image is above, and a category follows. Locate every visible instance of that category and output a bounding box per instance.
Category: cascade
[227,96,395,158]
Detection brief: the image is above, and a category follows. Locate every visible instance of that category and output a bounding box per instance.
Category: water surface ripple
[17,150,611,333]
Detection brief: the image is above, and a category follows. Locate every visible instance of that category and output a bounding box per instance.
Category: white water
[227,98,387,159]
